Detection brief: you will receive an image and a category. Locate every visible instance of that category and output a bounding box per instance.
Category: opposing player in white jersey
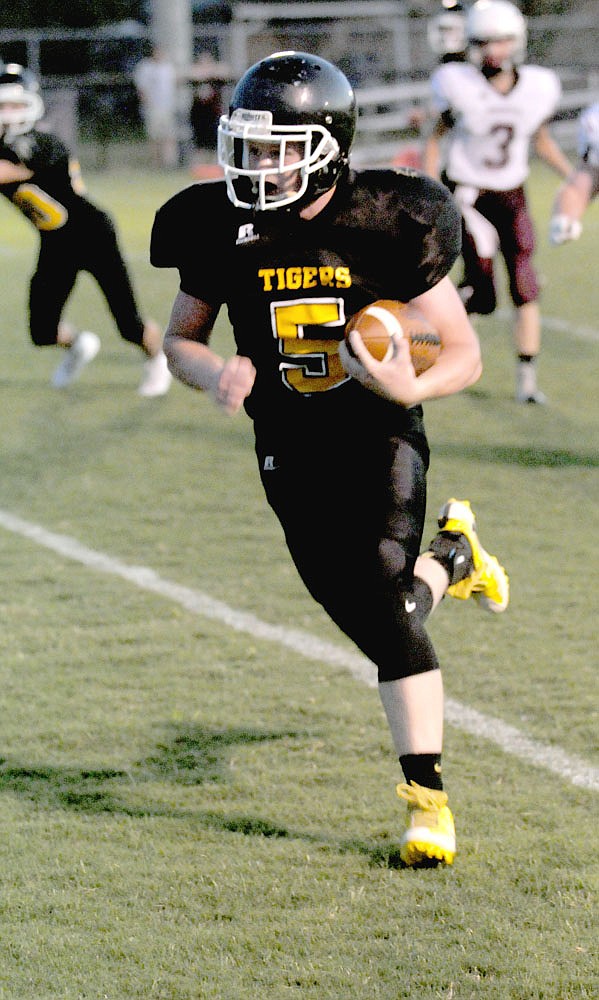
[550,102,599,244]
[423,0,572,404]
[427,1,467,65]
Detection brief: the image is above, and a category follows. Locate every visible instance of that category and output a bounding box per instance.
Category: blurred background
[0,0,597,169]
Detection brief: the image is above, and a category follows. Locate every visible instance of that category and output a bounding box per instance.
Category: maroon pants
[456,185,539,315]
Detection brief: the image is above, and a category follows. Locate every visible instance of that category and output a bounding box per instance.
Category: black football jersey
[151,168,461,435]
[0,130,98,232]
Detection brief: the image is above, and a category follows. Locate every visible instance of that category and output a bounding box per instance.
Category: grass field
[0,159,597,999]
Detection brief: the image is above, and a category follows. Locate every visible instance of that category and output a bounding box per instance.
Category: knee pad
[376,595,440,683]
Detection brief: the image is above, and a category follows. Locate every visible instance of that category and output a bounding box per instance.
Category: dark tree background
[0,2,144,29]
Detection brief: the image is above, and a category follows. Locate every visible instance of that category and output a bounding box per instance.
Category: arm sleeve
[395,173,462,297]
[419,189,462,290]
[151,190,225,306]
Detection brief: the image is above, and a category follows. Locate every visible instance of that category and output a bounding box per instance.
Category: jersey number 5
[270,298,350,394]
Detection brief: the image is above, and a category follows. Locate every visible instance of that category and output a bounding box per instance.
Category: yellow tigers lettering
[258,265,352,292]
[319,266,335,286]
[334,266,351,288]
[258,269,276,291]
[286,267,303,290]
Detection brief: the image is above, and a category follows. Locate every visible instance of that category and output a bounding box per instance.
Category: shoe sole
[400,835,456,866]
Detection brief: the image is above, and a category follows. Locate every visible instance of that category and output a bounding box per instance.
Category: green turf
[0,160,597,998]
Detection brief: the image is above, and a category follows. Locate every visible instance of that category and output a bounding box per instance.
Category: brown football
[345,300,442,375]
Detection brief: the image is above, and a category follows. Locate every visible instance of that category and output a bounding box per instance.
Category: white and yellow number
[13,183,68,231]
[271,298,349,394]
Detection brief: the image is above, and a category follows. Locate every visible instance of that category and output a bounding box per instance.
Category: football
[344,300,442,375]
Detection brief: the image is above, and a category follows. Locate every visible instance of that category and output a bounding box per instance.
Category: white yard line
[541,315,599,342]
[496,308,599,342]
[1,507,597,793]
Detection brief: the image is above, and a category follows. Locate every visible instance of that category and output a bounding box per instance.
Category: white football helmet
[427,6,467,59]
[0,63,44,139]
[466,0,527,71]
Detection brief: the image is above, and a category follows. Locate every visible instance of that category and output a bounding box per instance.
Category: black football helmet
[217,51,357,212]
[0,63,44,139]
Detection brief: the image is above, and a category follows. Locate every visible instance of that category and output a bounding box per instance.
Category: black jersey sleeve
[394,170,462,295]
[0,139,20,165]
[344,169,462,302]
[151,182,227,306]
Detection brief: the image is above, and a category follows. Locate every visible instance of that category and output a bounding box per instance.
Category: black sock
[427,531,474,584]
[400,753,443,791]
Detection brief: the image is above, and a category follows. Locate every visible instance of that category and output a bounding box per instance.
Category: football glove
[549,214,583,245]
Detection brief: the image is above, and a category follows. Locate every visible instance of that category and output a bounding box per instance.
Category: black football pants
[28,209,144,347]
[258,433,440,682]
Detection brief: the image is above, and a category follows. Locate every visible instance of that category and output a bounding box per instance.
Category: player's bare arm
[533,124,572,179]
[422,115,450,179]
[0,159,32,183]
[550,103,599,244]
[550,167,593,243]
[163,290,256,414]
[339,276,481,407]
[556,168,594,218]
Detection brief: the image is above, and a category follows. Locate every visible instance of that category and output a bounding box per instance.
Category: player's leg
[373,438,458,866]
[380,494,509,764]
[258,435,507,866]
[85,209,171,396]
[455,199,498,315]
[258,433,442,683]
[260,433,456,864]
[423,500,509,613]
[28,247,101,387]
[381,487,509,866]
[498,187,545,403]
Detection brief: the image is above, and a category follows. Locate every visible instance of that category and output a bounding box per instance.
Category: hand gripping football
[345,300,441,375]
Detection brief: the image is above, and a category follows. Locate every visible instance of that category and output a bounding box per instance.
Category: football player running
[151,51,509,868]
[550,102,599,245]
[423,0,573,404]
[0,63,171,396]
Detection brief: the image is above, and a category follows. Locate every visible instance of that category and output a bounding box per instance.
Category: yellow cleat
[438,498,509,613]
[397,781,456,867]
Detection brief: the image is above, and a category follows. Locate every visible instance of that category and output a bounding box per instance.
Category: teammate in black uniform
[0,63,171,396]
[151,52,509,866]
